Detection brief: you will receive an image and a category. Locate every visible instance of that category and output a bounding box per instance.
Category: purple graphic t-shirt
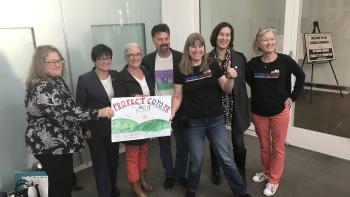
[155,53,174,95]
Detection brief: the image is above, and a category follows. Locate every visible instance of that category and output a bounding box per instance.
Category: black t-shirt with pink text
[174,63,224,119]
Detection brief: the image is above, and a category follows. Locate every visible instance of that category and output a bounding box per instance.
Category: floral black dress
[25,77,98,155]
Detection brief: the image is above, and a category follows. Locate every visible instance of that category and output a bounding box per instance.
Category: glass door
[289,0,350,160]
[201,0,287,61]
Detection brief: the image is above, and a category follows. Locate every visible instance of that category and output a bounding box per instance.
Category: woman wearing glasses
[116,43,154,197]
[25,45,114,197]
[246,28,305,196]
[76,44,121,197]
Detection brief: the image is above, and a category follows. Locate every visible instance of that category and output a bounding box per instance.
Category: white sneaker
[263,183,279,196]
[252,172,268,183]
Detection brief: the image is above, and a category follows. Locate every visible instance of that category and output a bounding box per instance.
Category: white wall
[0,0,69,191]
[161,0,200,52]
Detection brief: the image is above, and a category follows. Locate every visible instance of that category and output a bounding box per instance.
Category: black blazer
[209,49,250,133]
[115,65,155,145]
[231,50,250,133]
[76,68,118,137]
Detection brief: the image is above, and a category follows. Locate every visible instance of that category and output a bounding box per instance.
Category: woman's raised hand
[226,62,237,79]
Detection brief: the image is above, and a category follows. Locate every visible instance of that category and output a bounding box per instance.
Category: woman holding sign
[76,44,121,197]
[171,33,251,197]
[116,43,155,197]
[246,27,305,196]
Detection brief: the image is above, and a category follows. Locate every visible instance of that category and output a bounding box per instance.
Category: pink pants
[251,107,290,184]
[125,142,149,183]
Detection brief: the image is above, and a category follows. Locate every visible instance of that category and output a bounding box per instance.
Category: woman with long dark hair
[208,22,250,184]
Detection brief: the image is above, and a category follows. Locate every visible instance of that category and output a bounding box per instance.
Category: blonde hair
[252,27,276,54]
[25,45,65,87]
[179,33,208,75]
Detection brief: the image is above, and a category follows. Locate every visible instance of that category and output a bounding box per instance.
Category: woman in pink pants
[246,27,305,196]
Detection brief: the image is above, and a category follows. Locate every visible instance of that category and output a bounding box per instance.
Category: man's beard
[159,44,169,53]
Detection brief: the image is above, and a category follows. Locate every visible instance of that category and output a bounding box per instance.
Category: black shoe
[239,194,252,197]
[185,190,195,197]
[111,187,120,197]
[163,177,174,189]
[211,169,221,185]
[72,184,84,191]
[178,177,188,188]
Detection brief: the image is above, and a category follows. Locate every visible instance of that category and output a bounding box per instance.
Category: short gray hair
[124,43,142,56]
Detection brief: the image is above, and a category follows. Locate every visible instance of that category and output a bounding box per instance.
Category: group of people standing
[24,22,304,197]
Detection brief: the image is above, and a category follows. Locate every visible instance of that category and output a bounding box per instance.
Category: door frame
[283,0,350,161]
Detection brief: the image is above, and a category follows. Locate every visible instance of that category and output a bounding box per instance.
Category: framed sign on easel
[304,32,335,63]
[301,21,343,103]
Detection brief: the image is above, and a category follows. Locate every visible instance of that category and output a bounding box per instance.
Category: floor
[72,135,350,197]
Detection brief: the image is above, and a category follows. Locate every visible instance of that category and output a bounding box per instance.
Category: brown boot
[140,171,153,192]
[131,182,148,197]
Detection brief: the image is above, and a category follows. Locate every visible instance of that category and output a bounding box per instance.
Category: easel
[301,21,343,103]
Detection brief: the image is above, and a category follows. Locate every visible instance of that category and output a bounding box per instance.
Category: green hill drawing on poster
[112,119,138,133]
[112,118,170,133]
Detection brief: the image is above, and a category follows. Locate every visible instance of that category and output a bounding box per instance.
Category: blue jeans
[210,125,246,170]
[186,115,247,195]
[158,121,189,180]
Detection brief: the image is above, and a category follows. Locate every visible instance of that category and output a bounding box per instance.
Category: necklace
[261,53,277,69]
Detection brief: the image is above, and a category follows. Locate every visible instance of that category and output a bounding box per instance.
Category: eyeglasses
[44,58,64,66]
[96,57,112,62]
[126,53,142,60]
[256,27,275,40]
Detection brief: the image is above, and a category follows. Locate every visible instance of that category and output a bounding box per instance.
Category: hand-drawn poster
[111,96,171,142]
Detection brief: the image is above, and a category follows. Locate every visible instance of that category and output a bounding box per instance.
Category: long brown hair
[25,45,65,87]
[179,33,208,75]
